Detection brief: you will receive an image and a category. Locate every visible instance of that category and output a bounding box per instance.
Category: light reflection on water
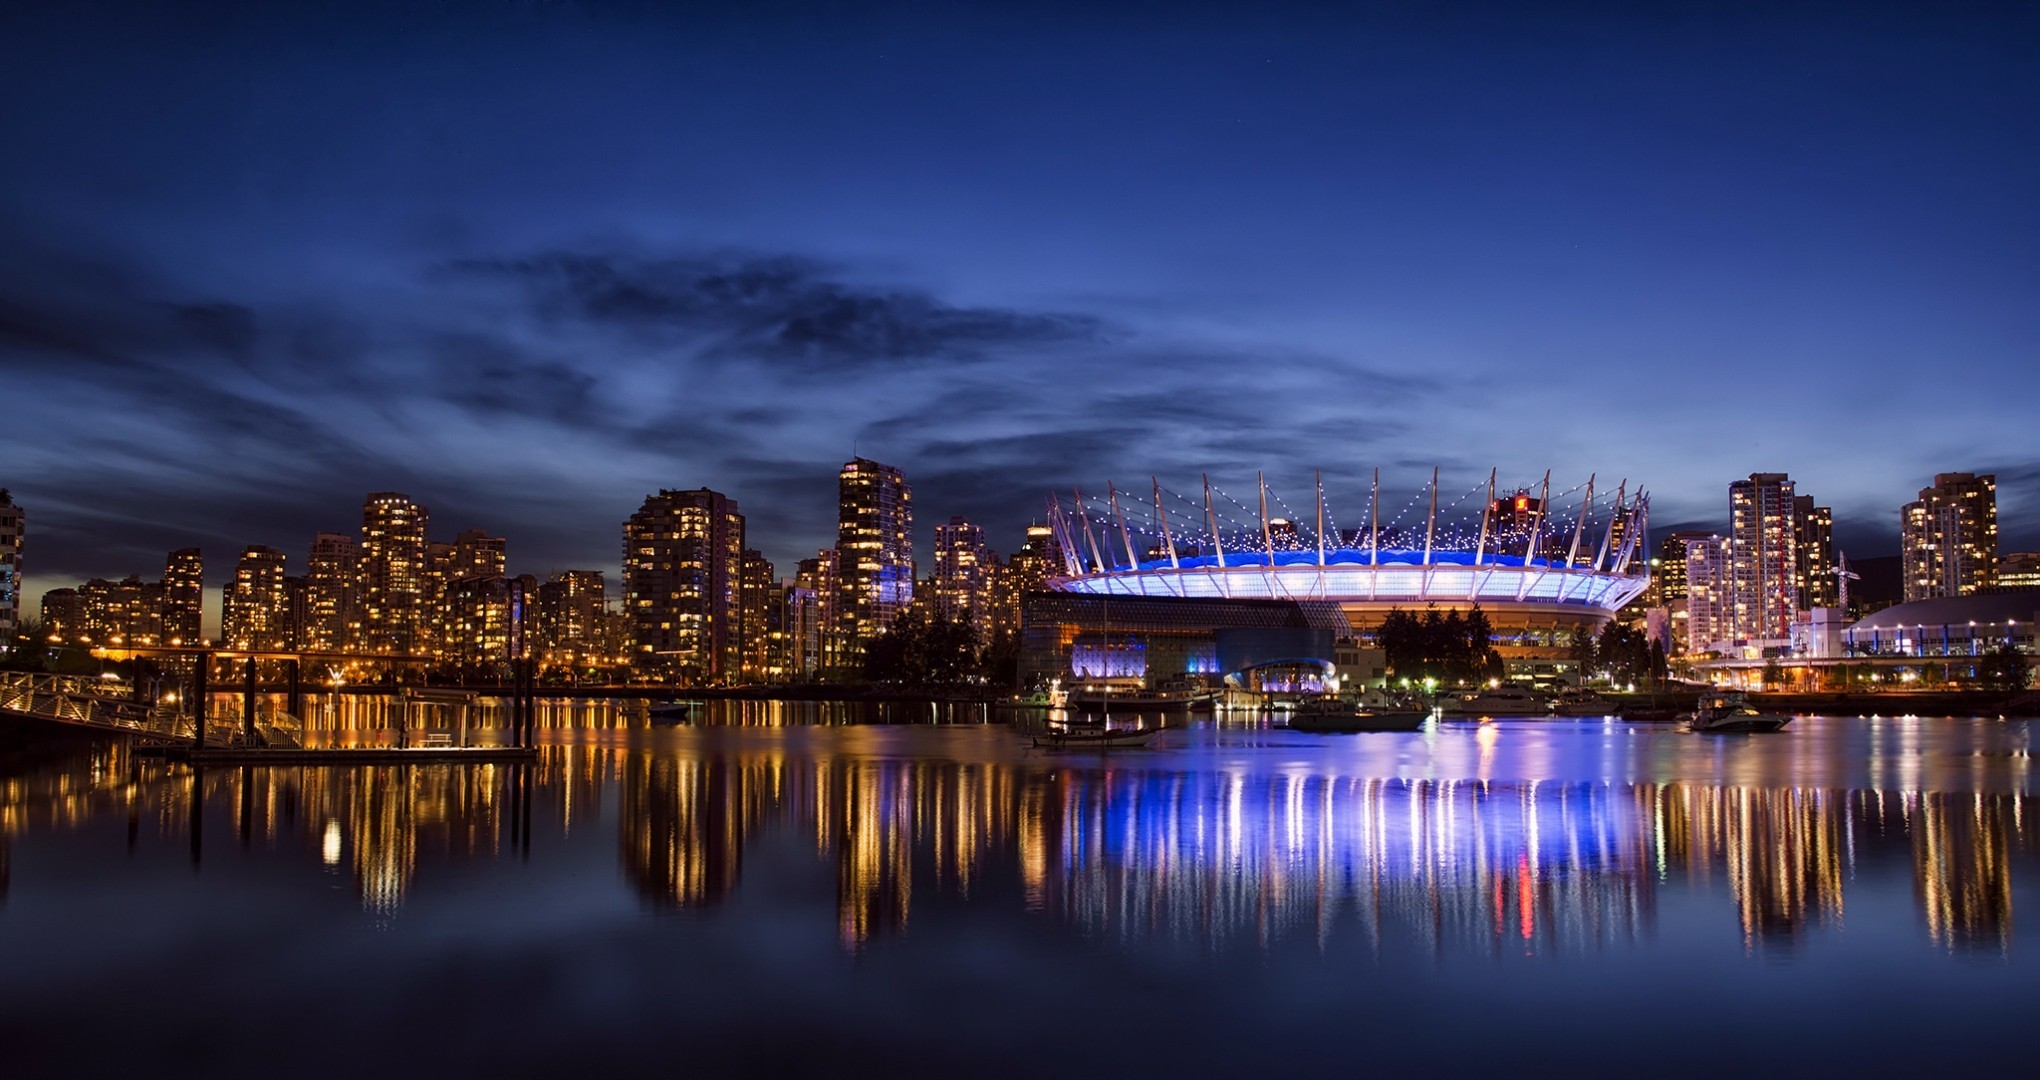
[1,711,2036,1070]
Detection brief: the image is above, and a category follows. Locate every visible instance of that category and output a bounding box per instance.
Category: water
[1,707,2035,1075]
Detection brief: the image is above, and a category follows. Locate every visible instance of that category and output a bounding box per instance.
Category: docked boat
[646,700,699,724]
[1615,706,1685,723]
[1287,698,1429,733]
[1687,692,1791,733]
[1548,688,1618,717]
[1438,685,1549,717]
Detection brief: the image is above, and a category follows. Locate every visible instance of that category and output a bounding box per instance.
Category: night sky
[5,1,2037,604]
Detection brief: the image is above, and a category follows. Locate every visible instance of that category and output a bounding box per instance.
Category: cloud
[449,250,1104,374]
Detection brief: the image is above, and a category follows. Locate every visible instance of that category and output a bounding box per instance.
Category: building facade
[1902,472,1998,603]
[931,516,993,643]
[1683,534,1734,656]
[223,545,290,651]
[1729,473,1798,642]
[303,532,358,651]
[161,548,205,646]
[1792,496,1837,611]
[2000,552,2040,590]
[0,490,21,645]
[833,459,913,670]
[624,488,745,682]
[358,492,429,654]
[738,549,777,682]
[534,570,610,673]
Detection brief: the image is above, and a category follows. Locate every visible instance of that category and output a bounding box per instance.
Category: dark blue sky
[4,1,2037,598]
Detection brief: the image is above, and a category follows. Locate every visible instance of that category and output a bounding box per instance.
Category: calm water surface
[2,705,2035,1075]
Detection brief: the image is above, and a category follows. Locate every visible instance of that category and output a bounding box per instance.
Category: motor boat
[1287,697,1430,733]
[1438,685,1549,717]
[1688,692,1791,733]
[1548,688,1619,717]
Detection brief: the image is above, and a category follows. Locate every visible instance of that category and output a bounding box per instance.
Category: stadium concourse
[1018,469,1652,691]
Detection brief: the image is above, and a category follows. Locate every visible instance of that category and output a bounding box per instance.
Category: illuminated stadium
[1020,470,1652,687]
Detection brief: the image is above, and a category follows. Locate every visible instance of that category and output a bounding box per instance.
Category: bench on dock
[415,732,455,748]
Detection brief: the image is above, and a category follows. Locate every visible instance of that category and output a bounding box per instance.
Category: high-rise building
[161,548,205,646]
[783,581,822,679]
[623,488,745,682]
[223,546,289,651]
[40,587,85,645]
[534,570,609,673]
[80,575,163,648]
[359,493,430,654]
[0,489,22,645]
[1651,529,1717,654]
[1792,497,1837,611]
[304,532,358,651]
[1729,473,1798,642]
[1683,535,1734,656]
[427,529,508,662]
[441,574,526,671]
[834,458,913,668]
[795,551,836,679]
[1902,473,1998,603]
[932,516,992,643]
[739,549,777,682]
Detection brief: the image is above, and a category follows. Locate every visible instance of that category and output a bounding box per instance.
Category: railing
[0,670,190,743]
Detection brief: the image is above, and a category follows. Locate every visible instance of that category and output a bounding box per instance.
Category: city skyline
[5,4,2038,601]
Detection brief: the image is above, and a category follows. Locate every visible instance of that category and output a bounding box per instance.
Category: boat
[1615,706,1685,723]
[1687,692,1792,733]
[645,700,699,724]
[1438,685,1549,717]
[1548,688,1618,717]
[1030,724,1162,749]
[1287,698,1429,733]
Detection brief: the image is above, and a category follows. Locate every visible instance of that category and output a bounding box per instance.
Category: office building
[1729,473,1798,642]
[161,548,205,646]
[223,546,289,651]
[834,459,913,667]
[1652,529,1718,653]
[0,490,21,645]
[2000,552,2040,590]
[1902,473,1998,602]
[359,492,429,654]
[303,532,357,651]
[624,488,745,682]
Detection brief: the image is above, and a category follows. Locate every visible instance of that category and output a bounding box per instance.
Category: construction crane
[1833,551,1862,613]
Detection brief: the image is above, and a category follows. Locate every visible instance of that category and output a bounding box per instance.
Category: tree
[1378,605,1503,687]
[862,610,981,691]
[0,617,52,672]
[1760,657,1784,690]
[1977,644,2031,692]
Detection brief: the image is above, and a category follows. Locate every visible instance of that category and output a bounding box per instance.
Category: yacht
[1438,685,1549,717]
[1548,687,1619,717]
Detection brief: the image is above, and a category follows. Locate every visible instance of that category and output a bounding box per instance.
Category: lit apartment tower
[223,546,289,651]
[1683,535,1734,655]
[304,532,358,651]
[161,548,205,646]
[441,574,528,671]
[1728,473,1798,642]
[283,575,311,649]
[623,488,745,682]
[834,458,913,667]
[1901,473,1998,602]
[359,493,429,654]
[429,529,509,661]
[1791,496,1837,610]
[80,575,163,648]
[795,551,836,678]
[535,570,608,672]
[0,489,22,644]
[738,549,777,681]
[41,588,85,645]
[1653,529,1718,654]
[932,516,992,642]
[783,581,821,678]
